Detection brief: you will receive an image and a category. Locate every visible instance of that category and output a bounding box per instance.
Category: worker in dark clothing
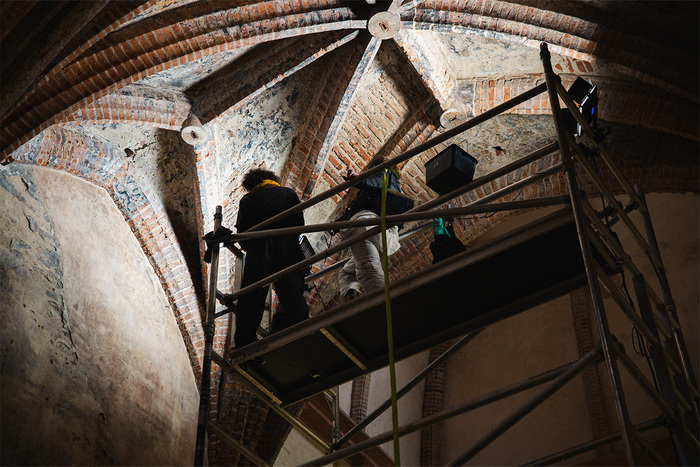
[234,168,309,348]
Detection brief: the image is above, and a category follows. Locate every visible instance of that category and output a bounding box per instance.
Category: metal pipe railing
[197,42,697,467]
[195,206,222,466]
[216,143,561,313]
[304,221,432,284]
[227,196,570,241]
[302,356,592,466]
[200,44,687,465]
[332,328,486,450]
[214,83,553,316]
[246,83,548,234]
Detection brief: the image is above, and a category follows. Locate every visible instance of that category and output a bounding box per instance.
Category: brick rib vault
[1,0,697,464]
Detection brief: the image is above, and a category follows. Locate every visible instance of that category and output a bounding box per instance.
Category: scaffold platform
[228,207,618,406]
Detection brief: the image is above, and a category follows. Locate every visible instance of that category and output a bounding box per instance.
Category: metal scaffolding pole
[635,185,700,422]
[445,346,603,465]
[195,47,698,465]
[195,206,222,466]
[246,83,549,234]
[304,221,433,284]
[210,352,331,453]
[303,352,599,466]
[216,149,562,313]
[540,42,638,465]
[206,421,267,467]
[227,195,570,242]
[524,417,666,466]
[333,328,485,450]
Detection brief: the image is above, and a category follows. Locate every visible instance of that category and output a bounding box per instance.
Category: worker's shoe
[342,289,361,302]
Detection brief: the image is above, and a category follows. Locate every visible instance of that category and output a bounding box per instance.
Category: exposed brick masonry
[420,342,451,466]
[1,2,364,157]
[570,287,613,448]
[201,30,358,126]
[406,0,697,99]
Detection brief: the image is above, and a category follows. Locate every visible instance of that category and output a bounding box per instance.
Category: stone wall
[0,165,199,465]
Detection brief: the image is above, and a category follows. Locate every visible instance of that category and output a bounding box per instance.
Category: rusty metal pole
[539,42,638,465]
[332,386,340,447]
[195,205,222,466]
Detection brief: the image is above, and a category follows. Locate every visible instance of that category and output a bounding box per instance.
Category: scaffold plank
[229,208,618,406]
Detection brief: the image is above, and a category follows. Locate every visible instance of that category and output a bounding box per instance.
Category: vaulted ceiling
[1,0,698,463]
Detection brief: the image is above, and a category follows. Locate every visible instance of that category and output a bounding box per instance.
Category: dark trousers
[234,265,309,348]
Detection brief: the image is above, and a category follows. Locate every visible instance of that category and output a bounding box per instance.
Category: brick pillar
[570,287,612,444]
[420,342,450,466]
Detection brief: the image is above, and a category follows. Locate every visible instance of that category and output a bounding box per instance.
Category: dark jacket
[342,169,412,220]
[236,185,306,275]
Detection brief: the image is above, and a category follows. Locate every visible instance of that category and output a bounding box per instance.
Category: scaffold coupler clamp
[202,226,233,263]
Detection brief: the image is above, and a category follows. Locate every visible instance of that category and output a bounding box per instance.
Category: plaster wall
[0,165,199,465]
[274,428,324,467]
[440,193,699,465]
[442,295,594,465]
[336,351,429,466]
[366,352,430,465]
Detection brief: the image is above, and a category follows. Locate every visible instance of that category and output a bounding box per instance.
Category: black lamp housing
[562,77,598,137]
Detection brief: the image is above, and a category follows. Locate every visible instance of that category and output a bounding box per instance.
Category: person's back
[236,184,305,267]
[233,169,309,348]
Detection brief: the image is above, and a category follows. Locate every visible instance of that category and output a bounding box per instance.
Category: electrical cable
[621,266,661,393]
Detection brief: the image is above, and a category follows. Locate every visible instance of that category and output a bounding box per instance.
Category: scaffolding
[194,43,699,466]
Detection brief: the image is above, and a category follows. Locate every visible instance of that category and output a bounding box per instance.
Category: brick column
[570,287,613,445]
[420,342,451,466]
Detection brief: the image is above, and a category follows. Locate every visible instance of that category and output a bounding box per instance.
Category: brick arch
[48,1,160,79]
[65,85,191,131]
[0,0,157,122]
[596,82,698,141]
[6,1,694,161]
[471,77,699,141]
[10,126,207,378]
[401,0,696,100]
[1,3,365,158]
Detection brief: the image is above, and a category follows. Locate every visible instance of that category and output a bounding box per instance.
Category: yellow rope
[380,168,401,466]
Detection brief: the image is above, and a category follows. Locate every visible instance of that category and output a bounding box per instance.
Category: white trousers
[339,210,399,299]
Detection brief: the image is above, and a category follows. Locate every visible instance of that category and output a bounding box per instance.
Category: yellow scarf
[251,179,280,191]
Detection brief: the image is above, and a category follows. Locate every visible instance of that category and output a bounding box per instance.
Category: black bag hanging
[430,220,466,264]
